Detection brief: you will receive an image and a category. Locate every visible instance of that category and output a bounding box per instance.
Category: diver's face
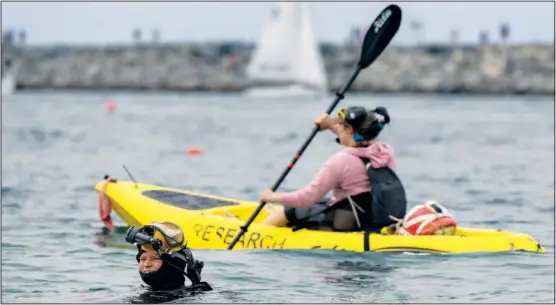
[138,252,163,273]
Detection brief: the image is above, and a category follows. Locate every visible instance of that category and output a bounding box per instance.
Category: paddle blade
[358,4,402,69]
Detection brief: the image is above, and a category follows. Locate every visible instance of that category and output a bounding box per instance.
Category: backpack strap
[360,157,371,168]
[359,156,383,210]
[358,156,378,214]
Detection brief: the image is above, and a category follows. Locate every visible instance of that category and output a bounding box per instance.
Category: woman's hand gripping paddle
[227,4,403,250]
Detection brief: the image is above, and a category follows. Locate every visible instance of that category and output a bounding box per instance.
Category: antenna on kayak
[122,165,138,189]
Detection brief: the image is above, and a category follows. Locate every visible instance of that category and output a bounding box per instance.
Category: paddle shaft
[226,4,402,250]
[226,65,363,250]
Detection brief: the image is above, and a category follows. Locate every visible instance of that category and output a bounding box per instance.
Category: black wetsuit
[129,250,212,303]
[127,283,212,304]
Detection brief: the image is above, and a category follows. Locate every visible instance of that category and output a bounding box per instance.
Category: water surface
[2,91,554,303]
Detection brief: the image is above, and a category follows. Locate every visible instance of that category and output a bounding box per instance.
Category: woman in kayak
[259,105,407,232]
[125,222,212,303]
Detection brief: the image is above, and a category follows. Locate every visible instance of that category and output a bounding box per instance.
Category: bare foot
[261,204,288,226]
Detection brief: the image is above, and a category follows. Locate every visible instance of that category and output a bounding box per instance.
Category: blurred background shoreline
[2,41,554,95]
[2,2,554,96]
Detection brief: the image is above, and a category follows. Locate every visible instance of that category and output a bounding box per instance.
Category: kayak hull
[94,179,546,254]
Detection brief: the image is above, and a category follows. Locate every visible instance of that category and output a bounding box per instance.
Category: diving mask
[125,222,186,253]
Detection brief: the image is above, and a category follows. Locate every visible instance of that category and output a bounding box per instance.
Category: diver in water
[125,222,212,303]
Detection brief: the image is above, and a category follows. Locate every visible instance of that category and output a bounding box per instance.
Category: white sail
[244,2,328,98]
[293,2,328,91]
[246,2,298,84]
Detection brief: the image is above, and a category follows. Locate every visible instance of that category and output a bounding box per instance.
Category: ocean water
[1,91,554,303]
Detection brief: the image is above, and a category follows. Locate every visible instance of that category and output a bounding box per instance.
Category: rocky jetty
[1,42,554,95]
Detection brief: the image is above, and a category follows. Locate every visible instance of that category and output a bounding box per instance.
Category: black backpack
[359,157,407,226]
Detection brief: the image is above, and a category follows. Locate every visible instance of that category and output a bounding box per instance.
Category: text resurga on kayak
[194,223,287,249]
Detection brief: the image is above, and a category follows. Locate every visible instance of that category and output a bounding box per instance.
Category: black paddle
[227,4,402,250]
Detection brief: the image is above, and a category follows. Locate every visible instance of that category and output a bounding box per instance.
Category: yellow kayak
[94,179,546,254]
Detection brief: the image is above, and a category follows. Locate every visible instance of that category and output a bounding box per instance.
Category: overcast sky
[2,1,554,45]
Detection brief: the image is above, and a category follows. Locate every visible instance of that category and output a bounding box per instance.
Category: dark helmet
[337,106,391,141]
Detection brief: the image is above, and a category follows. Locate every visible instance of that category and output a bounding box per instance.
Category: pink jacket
[280,124,396,208]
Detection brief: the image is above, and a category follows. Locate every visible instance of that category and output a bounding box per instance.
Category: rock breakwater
[2,42,554,95]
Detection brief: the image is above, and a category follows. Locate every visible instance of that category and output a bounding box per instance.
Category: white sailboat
[244,2,328,99]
